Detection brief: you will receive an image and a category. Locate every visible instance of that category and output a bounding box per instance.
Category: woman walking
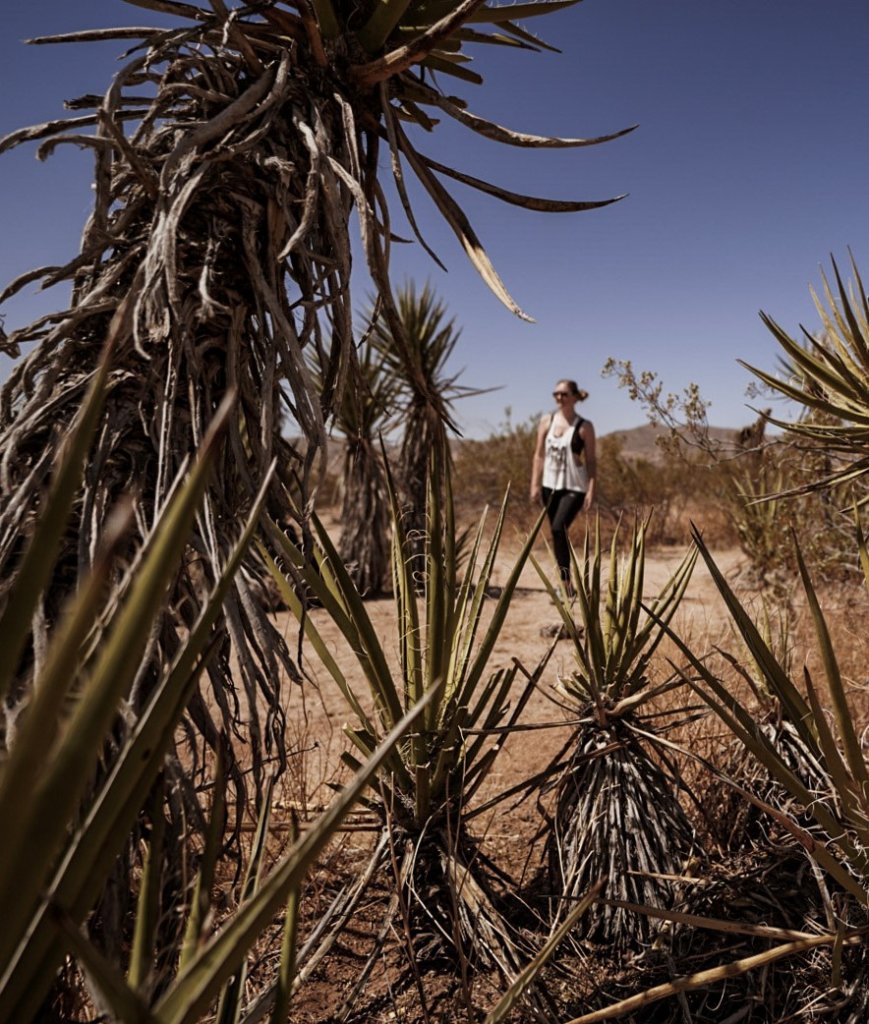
[530,379,596,595]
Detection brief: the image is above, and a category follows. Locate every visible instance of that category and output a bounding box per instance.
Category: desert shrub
[453,409,541,527]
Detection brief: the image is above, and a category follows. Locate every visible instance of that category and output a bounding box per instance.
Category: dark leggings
[541,487,586,585]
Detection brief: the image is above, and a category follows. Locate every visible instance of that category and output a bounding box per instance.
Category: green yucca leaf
[308,513,406,727]
[0,327,115,703]
[498,16,561,51]
[180,743,228,974]
[538,515,695,713]
[266,518,402,731]
[0,500,134,868]
[689,527,814,740]
[311,0,340,38]
[800,665,869,840]
[216,776,277,1024]
[0,394,235,972]
[357,0,414,53]
[128,782,167,993]
[421,52,484,83]
[466,1,580,25]
[726,764,868,903]
[0,465,270,1022]
[831,256,869,363]
[484,879,603,1024]
[450,502,546,704]
[269,818,301,1024]
[52,907,152,1024]
[343,726,379,761]
[681,655,869,883]
[446,497,500,696]
[662,539,869,886]
[742,254,869,494]
[794,542,869,813]
[258,541,375,734]
[424,466,449,702]
[151,686,440,1024]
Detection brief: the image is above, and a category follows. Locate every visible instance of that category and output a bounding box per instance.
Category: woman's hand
[530,484,541,504]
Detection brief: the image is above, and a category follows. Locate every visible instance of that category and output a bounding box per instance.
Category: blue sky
[2,1,868,439]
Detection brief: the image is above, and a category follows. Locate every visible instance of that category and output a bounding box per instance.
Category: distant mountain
[601,423,739,462]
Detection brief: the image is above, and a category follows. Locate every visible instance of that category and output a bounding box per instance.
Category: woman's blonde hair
[559,379,589,402]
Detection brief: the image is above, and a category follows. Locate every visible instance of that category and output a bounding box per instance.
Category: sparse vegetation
[3,1,869,1020]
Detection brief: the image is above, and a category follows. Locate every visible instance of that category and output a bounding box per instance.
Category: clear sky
[2,1,869,439]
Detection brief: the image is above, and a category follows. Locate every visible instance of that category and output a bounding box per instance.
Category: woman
[530,378,596,595]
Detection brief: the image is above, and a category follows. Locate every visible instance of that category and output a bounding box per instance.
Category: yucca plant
[533,515,701,951]
[369,281,485,534]
[629,526,869,1022]
[0,337,439,1023]
[677,529,869,899]
[0,0,628,972]
[327,336,398,596]
[263,461,554,999]
[748,252,869,496]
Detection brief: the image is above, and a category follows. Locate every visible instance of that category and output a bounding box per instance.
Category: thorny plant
[533,515,702,951]
[0,350,432,1023]
[0,0,628,970]
[262,461,559,1011]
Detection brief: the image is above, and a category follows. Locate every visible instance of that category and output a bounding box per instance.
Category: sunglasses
[552,390,572,398]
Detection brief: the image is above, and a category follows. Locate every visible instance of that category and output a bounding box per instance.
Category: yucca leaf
[151,685,441,1024]
[466,1,579,25]
[454,504,545,705]
[311,0,340,38]
[800,665,869,839]
[356,0,414,53]
[0,500,134,870]
[0,394,234,970]
[794,541,869,804]
[52,906,153,1024]
[668,643,869,883]
[0,327,115,703]
[395,124,533,321]
[485,879,603,1024]
[690,527,814,738]
[419,52,484,83]
[0,468,269,1022]
[267,517,403,733]
[216,776,276,1024]
[128,781,167,993]
[180,742,228,973]
[269,818,301,1024]
[258,540,375,735]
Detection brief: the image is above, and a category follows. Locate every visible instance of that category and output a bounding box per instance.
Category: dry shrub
[453,411,540,531]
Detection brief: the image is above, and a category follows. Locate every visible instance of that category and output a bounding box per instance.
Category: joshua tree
[370,280,483,570]
[331,338,396,595]
[0,0,628,777]
[0,1,628,990]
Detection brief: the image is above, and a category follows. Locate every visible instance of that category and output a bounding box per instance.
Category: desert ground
[254,529,763,1021]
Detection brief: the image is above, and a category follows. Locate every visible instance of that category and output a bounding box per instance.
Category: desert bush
[533,515,701,952]
[453,408,541,528]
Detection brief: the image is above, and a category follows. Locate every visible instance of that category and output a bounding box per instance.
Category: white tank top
[542,415,588,492]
